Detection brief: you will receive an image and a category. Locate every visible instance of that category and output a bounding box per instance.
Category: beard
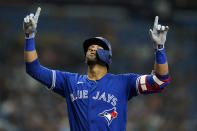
[85,55,107,69]
[85,56,99,65]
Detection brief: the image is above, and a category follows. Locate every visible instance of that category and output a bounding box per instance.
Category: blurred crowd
[0,0,197,131]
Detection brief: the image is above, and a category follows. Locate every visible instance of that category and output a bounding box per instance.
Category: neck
[87,64,107,81]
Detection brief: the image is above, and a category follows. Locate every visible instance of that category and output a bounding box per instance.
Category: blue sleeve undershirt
[25,59,52,88]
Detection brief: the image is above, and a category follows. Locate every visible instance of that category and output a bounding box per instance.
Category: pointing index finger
[154,16,159,28]
[34,7,41,23]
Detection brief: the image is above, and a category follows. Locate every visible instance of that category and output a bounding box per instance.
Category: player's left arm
[137,16,170,95]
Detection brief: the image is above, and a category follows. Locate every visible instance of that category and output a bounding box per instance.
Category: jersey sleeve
[49,70,75,97]
[123,73,141,100]
[124,72,170,100]
[25,59,74,97]
[26,59,53,87]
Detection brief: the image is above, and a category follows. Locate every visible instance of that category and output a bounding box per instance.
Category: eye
[88,45,94,51]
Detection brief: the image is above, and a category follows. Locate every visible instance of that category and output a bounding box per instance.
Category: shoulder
[108,73,141,79]
[55,70,86,80]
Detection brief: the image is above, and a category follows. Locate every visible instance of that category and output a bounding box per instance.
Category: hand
[23,7,41,39]
[149,16,169,50]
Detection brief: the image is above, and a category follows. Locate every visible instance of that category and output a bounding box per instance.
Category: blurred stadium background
[0,0,197,131]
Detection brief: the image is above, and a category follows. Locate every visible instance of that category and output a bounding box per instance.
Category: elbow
[25,59,40,77]
[138,74,170,95]
[25,63,36,78]
[154,73,170,89]
[160,80,170,89]
[25,66,32,76]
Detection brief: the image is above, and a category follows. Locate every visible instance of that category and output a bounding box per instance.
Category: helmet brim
[83,37,110,55]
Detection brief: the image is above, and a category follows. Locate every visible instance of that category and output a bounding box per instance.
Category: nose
[91,48,96,52]
[90,47,97,52]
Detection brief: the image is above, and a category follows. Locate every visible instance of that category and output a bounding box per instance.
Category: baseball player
[23,7,170,131]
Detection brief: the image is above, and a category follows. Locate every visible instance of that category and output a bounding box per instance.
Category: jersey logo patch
[77,81,84,84]
[98,107,118,126]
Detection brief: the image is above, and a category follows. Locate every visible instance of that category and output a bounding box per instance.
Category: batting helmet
[83,37,112,68]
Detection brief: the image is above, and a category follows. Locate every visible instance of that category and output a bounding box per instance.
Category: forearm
[138,49,169,94]
[154,47,169,75]
[24,38,38,62]
[153,41,169,75]
[24,38,52,87]
[24,50,38,62]
[154,62,168,75]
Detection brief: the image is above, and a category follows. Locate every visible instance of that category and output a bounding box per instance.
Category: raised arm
[23,7,53,88]
[24,7,41,62]
[137,16,170,95]
[149,16,169,75]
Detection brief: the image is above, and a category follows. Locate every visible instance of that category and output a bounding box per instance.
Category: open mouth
[90,52,96,55]
[89,54,96,57]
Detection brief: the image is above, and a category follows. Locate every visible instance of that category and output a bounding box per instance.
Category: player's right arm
[23,7,65,96]
[23,7,52,87]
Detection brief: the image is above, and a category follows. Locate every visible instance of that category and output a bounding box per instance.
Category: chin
[85,57,98,64]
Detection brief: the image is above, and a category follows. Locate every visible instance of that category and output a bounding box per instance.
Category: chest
[67,78,127,107]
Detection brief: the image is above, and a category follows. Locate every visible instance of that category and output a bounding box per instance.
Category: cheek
[86,52,90,57]
[86,52,97,59]
[86,51,95,56]
[86,51,89,56]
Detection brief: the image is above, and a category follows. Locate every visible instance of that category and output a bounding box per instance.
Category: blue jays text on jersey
[70,90,118,106]
[25,59,170,131]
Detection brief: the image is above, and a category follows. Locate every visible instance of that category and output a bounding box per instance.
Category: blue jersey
[50,71,139,131]
[25,59,170,131]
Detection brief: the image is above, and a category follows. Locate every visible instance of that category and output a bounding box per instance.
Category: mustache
[85,57,98,64]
